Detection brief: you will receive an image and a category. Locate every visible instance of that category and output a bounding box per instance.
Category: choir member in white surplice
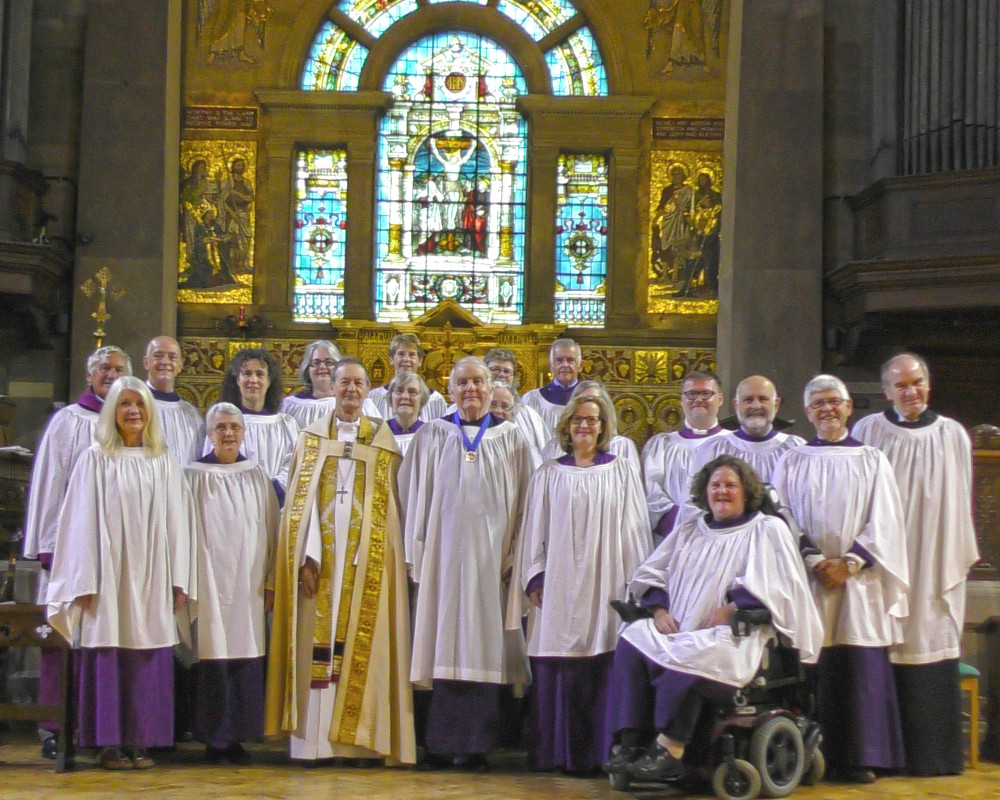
[854,353,979,776]
[521,338,582,434]
[22,345,131,759]
[602,456,822,783]
[215,347,297,506]
[144,335,204,465]
[540,381,641,476]
[367,333,447,422]
[280,339,381,428]
[46,376,196,771]
[385,371,428,457]
[484,347,553,451]
[401,356,534,771]
[484,381,543,467]
[509,394,651,773]
[265,358,415,765]
[691,375,804,483]
[185,402,278,765]
[772,375,909,785]
[641,370,726,540]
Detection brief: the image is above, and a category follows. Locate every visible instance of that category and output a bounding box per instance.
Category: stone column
[716,0,824,424]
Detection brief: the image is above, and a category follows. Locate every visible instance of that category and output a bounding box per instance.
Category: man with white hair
[368,333,447,422]
[23,345,131,759]
[185,402,279,764]
[400,356,534,770]
[144,336,204,464]
[691,374,804,483]
[641,370,726,540]
[854,353,979,775]
[772,375,909,784]
[521,338,583,434]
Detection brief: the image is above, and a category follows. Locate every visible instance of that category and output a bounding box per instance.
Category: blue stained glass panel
[497,0,577,42]
[545,25,608,96]
[374,32,528,324]
[294,150,349,321]
[555,153,607,327]
[428,0,488,4]
[339,0,419,38]
[301,21,368,91]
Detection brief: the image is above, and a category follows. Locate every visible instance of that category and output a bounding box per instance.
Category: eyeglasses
[682,390,718,401]
[490,401,513,412]
[489,367,515,378]
[212,424,243,434]
[808,397,847,410]
[310,359,337,369]
[570,415,601,427]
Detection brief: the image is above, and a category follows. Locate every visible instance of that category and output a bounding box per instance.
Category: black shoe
[602,743,643,774]
[225,743,251,766]
[41,736,58,760]
[456,753,491,773]
[416,752,452,771]
[206,746,228,765]
[838,767,876,784]
[626,743,686,782]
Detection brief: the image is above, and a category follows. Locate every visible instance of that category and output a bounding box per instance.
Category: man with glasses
[368,333,447,422]
[854,354,979,776]
[691,374,804,483]
[144,336,204,465]
[641,370,726,540]
[772,375,909,784]
[522,338,584,436]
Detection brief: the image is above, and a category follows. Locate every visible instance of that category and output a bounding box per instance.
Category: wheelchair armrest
[730,607,772,637]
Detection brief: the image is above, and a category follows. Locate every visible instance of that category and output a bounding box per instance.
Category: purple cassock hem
[809,646,905,770]
[76,647,175,748]
[38,648,68,732]
[726,586,764,608]
[653,506,680,539]
[425,680,501,756]
[193,658,265,749]
[528,653,614,771]
[639,587,669,610]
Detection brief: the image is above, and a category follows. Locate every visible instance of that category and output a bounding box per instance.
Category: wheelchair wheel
[800,748,825,786]
[608,771,631,791]
[712,759,761,800]
[748,716,805,798]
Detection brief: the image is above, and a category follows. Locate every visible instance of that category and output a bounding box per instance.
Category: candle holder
[216,307,270,339]
[79,267,126,348]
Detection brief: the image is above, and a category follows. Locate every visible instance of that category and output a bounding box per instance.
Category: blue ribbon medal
[454,412,490,463]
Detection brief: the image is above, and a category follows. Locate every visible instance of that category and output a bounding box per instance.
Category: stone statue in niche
[197,0,274,65]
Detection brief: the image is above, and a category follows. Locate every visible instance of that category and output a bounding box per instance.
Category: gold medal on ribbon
[465,451,477,463]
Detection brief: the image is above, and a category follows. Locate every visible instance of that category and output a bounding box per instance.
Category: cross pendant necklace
[337,462,354,504]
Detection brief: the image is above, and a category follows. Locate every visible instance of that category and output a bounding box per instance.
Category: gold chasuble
[265,415,416,765]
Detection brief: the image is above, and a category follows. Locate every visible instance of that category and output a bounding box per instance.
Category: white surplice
[204,412,298,493]
[521,388,566,434]
[184,459,278,660]
[621,512,823,687]
[853,413,979,664]
[400,418,534,687]
[510,456,652,657]
[772,443,910,648]
[23,404,99,562]
[641,426,727,531]
[280,394,382,430]
[155,396,205,465]
[541,434,641,477]
[691,430,806,484]
[370,386,447,422]
[45,445,197,650]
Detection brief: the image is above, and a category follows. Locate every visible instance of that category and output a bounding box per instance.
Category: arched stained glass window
[301,21,368,91]
[294,150,349,321]
[545,27,608,96]
[496,0,577,40]
[375,33,528,324]
[555,154,607,326]
[342,0,418,34]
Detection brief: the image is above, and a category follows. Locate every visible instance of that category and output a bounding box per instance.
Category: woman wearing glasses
[508,393,652,774]
[280,339,380,429]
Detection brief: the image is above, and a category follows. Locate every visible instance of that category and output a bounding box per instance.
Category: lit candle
[238,306,246,322]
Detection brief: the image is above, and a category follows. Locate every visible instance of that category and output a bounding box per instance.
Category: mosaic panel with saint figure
[177,140,256,305]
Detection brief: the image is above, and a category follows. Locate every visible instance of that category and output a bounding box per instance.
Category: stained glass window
[340,0,419,38]
[301,21,368,91]
[374,33,528,324]
[293,150,349,321]
[497,0,577,42]
[427,0,488,5]
[545,27,608,96]
[554,153,607,326]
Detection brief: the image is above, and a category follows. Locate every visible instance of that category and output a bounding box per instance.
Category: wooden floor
[0,733,997,800]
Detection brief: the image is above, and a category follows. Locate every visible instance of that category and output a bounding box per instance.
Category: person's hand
[652,607,679,635]
[701,603,736,629]
[173,587,188,612]
[813,558,850,589]
[299,558,319,599]
[529,587,543,609]
[74,594,95,610]
[264,589,274,615]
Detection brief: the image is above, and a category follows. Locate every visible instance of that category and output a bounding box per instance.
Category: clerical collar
[807,434,864,447]
[706,510,757,529]
[335,416,361,429]
[679,422,722,439]
[388,418,423,436]
[147,382,180,402]
[884,407,938,429]
[240,405,276,416]
[77,387,104,413]
[556,451,615,467]
[539,380,577,406]
[198,452,247,464]
[734,427,777,442]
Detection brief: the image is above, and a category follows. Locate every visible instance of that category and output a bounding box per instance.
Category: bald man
[854,354,979,775]
[144,336,204,465]
[691,375,804,484]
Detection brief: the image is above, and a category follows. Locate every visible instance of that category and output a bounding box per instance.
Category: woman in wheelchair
[603,455,823,784]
